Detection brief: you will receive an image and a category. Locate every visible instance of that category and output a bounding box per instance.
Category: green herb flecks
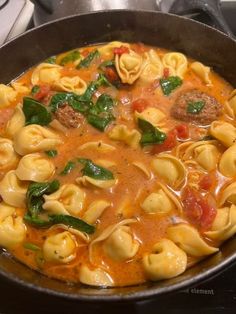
[60,50,81,66]
[78,158,114,180]
[45,56,56,64]
[23,242,41,251]
[187,101,205,114]
[160,76,183,96]
[60,161,76,175]
[31,85,40,96]
[45,150,58,158]
[138,118,167,146]
[23,97,52,126]
[77,49,100,69]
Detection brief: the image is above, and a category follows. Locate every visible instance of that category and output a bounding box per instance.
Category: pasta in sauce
[0,42,234,287]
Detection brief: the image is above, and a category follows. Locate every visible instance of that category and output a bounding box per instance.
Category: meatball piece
[55,104,82,128]
[171,90,222,125]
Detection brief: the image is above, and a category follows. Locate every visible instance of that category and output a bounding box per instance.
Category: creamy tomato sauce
[0,42,235,287]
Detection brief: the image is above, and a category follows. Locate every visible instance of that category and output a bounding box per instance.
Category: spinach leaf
[24,214,95,234]
[31,85,40,96]
[187,101,205,114]
[45,150,58,158]
[49,92,77,113]
[45,56,56,64]
[26,180,60,217]
[49,215,95,234]
[23,242,41,251]
[160,76,183,96]
[78,158,114,180]
[60,50,80,66]
[78,74,111,103]
[86,94,115,131]
[77,49,100,69]
[60,161,76,175]
[138,118,166,146]
[87,114,114,131]
[23,97,52,126]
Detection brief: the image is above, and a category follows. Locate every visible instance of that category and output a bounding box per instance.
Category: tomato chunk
[113,46,130,55]
[131,98,150,113]
[152,129,177,154]
[163,67,170,78]
[175,124,189,140]
[34,85,51,101]
[182,186,216,231]
[199,174,214,191]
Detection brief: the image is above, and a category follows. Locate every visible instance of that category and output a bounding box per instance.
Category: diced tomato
[175,124,189,140]
[131,98,150,113]
[182,186,217,231]
[199,174,214,191]
[34,85,51,101]
[81,49,89,57]
[152,129,177,154]
[105,67,119,83]
[113,46,130,55]
[163,67,170,78]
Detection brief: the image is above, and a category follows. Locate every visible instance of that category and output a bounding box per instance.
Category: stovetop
[0,1,236,313]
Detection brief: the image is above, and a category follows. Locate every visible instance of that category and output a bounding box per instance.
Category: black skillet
[0,9,236,302]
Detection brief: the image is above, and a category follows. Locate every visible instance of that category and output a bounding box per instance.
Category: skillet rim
[0,9,236,302]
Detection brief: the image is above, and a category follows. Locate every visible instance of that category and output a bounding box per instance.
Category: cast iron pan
[0,10,236,302]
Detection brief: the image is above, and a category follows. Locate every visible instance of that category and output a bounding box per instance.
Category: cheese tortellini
[134,107,165,128]
[14,124,63,155]
[79,265,114,287]
[103,226,139,261]
[79,141,116,153]
[190,61,212,85]
[0,202,26,249]
[219,144,236,177]
[219,181,236,206]
[54,76,87,95]
[108,124,141,149]
[205,205,236,241]
[43,231,77,263]
[225,89,236,118]
[77,176,117,189]
[0,170,28,207]
[151,154,186,188]
[0,138,18,169]
[141,186,181,214]
[210,121,236,147]
[142,239,187,281]
[0,84,17,107]
[115,49,143,84]
[98,41,130,58]
[181,141,220,171]
[15,153,55,182]
[167,224,218,257]
[83,200,111,224]
[5,104,25,138]
[31,63,62,85]
[162,52,187,78]
[43,184,85,216]
[140,49,163,83]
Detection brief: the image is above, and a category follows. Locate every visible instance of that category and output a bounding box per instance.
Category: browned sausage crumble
[54,103,83,128]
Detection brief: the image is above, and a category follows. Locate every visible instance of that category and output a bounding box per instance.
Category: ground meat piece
[54,103,82,128]
[171,89,222,125]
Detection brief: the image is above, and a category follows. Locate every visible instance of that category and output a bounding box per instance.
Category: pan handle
[169,0,234,37]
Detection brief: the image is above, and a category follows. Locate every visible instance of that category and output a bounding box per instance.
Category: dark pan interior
[0,10,236,302]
